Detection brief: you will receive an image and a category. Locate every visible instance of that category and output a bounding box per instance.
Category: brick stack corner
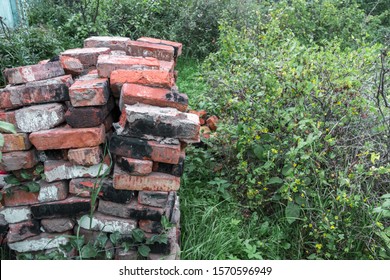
[0,36,199,260]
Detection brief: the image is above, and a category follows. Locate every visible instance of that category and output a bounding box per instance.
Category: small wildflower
[309,223,313,228]
[315,244,323,250]
[330,225,336,230]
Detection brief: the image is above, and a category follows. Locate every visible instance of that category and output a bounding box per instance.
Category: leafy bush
[194,0,390,259]
[0,26,65,87]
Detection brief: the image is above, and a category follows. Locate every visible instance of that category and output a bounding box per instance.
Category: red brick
[44,155,111,182]
[29,124,105,150]
[113,166,180,192]
[109,134,181,164]
[68,146,103,166]
[8,232,70,252]
[127,41,174,61]
[152,150,185,177]
[1,133,31,152]
[15,103,66,133]
[0,110,17,126]
[84,36,130,52]
[118,104,200,142]
[110,50,127,56]
[137,37,183,57]
[69,78,109,107]
[76,72,99,81]
[69,178,97,197]
[41,218,75,233]
[78,212,136,234]
[7,220,41,243]
[159,60,175,72]
[0,75,73,110]
[3,180,69,207]
[206,115,219,131]
[103,113,114,132]
[98,199,166,221]
[97,55,160,78]
[121,83,188,111]
[200,125,211,138]
[60,47,111,67]
[3,188,39,207]
[38,59,50,64]
[115,248,138,260]
[139,220,163,233]
[110,70,175,94]
[138,191,169,208]
[117,157,152,175]
[60,56,84,76]
[3,61,65,85]
[0,206,32,223]
[65,97,114,128]
[0,149,38,171]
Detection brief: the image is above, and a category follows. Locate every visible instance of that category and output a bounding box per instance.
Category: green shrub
[195,0,390,259]
[0,26,65,87]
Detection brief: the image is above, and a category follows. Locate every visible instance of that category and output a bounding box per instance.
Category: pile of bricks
[0,36,199,259]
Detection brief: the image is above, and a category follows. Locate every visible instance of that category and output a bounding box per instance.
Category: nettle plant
[197,2,390,259]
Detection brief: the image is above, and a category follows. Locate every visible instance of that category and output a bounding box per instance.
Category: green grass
[175,58,208,110]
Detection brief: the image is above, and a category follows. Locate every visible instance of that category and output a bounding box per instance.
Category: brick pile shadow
[0,36,201,260]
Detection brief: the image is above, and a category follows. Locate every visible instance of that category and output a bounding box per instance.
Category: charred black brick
[31,197,90,219]
[153,158,184,177]
[117,158,135,173]
[65,97,114,128]
[100,181,135,204]
[109,133,152,159]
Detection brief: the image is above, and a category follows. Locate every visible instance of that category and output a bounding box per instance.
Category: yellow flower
[315,244,323,250]
[330,225,336,230]
[309,223,313,228]
[271,148,278,154]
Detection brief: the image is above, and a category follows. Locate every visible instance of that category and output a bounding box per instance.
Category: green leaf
[137,244,151,257]
[26,182,40,193]
[34,164,44,174]
[285,201,300,224]
[0,134,4,148]
[161,216,173,230]
[259,221,269,236]
[267,177,284,185]
[253,146,264,159]
[4,175,20,185]
[81,243,98,259]
[146,234,168,245]
[20,170,33,180]
[0,121,17,134]
[132,228,145,243]
[381,194,390,199]
[110,231,120,245]
[70,235,85,249]
[282,164,293,176]
[95,233,108,247]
